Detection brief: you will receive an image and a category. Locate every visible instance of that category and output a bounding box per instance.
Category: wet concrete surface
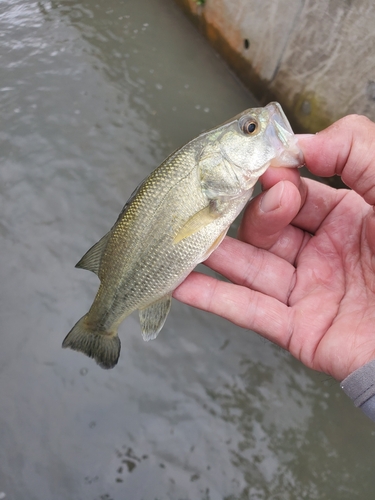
[0,1,375,499]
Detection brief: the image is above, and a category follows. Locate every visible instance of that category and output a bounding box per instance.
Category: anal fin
[139,294,172,341]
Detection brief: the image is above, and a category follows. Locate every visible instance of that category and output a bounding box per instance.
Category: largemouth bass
[63,102,303,369]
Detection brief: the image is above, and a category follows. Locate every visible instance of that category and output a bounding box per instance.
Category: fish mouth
[266,102,305,168]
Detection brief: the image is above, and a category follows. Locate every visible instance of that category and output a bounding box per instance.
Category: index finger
[297,115,375,206]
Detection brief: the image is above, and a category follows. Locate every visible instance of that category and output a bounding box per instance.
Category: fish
[62,102,303,369]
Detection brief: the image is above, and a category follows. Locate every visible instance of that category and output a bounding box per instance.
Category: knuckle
[339,114,374,130]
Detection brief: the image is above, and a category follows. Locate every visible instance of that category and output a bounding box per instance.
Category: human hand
[174,115,375,381]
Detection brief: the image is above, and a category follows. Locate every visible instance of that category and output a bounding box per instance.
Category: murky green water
[0,1,374,499]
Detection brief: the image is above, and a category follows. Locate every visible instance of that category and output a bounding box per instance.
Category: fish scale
[63,102,303,368]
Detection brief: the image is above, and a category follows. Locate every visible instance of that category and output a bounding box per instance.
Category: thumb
[297,115,375,206]
[365,210,375,256]
[238,180,302,248]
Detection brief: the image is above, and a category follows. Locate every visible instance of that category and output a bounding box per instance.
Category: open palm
[174,115,375,381]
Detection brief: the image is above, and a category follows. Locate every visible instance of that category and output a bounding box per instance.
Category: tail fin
[62,315,121,369]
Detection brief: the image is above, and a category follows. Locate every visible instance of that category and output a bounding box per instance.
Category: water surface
[0,1,374,499]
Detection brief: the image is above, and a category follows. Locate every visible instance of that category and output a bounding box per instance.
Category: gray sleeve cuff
[340,359,375,421]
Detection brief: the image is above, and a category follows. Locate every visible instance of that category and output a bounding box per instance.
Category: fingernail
[260,181,284,213]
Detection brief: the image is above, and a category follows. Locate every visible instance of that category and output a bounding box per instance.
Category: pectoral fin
[75,230,111,276]
[139,294,172,341]
[174,204,220,244]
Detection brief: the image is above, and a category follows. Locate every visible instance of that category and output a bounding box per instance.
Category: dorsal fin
[75,230,111,276]
[75,180,144,276]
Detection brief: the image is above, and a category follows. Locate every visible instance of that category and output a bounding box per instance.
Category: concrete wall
[174,0,375,132]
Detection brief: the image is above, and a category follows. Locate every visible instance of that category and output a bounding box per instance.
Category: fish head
[197,102,304,198]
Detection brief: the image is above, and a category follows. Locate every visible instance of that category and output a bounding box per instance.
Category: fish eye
[240,117,259,135]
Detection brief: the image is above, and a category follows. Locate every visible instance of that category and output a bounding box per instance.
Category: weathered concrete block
[174,0,375,132]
